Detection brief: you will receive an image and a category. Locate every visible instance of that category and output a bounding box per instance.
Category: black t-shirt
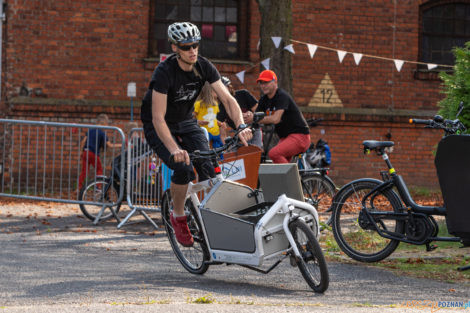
[141,54,220,128]
[257,88,309,138]
[217,89,258,129]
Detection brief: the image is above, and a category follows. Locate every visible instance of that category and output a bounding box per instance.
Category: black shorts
[143,119,215,185]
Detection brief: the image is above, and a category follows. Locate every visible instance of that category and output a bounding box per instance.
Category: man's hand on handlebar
[171,148,190,165]
[237,127,252,146]
[242,111,254,124]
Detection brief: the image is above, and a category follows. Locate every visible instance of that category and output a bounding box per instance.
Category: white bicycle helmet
[168,22,201,44]
[221,76,231,86]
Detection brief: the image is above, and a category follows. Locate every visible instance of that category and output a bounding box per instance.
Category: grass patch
[191,294,215,304]
[319,220,470,284]
[371,256,470,283]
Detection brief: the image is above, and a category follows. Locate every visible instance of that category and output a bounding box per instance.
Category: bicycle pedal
[426,243,438,251]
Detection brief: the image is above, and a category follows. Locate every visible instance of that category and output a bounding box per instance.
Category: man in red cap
[255,70,311,163]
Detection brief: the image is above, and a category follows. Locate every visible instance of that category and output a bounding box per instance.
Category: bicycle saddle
[362,140,394,150]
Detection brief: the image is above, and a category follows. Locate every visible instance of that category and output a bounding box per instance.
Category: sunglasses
[178,42,200,51]
[258,79,275,85]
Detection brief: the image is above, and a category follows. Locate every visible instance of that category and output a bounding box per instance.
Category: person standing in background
[255,70,311,163]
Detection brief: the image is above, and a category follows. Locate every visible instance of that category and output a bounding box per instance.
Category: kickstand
[425,243,438,251]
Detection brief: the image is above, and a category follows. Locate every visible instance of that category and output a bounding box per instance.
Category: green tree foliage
[438,41,470,131]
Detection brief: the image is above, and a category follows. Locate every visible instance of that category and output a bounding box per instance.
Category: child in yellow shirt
[194,82,224,148]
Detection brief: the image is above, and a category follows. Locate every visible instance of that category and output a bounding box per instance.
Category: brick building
[0,0,465,189]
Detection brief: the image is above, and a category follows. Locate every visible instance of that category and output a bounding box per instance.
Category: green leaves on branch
[439,41,470,132]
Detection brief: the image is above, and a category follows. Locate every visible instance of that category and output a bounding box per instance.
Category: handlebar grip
[409,118,432,125]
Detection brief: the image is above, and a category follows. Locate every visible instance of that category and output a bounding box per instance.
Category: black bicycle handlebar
[410,118,432,125]
[409,115,466,136]
[170,117,265,163]
[306,118,324,128]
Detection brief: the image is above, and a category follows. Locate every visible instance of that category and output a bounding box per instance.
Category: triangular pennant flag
[394,59,404,72]
[427,63,438,70]
[235,71,245,84]
[337,50,347,63]
[307,44,318,58]
[353,53,363,65]
[271,36,282,48]
[261,58,270,70]
[284,44,295,54]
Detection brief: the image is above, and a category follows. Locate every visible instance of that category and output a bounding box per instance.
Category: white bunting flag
[307,44,318,58]
[427,63,438,70]
[353,53,363,65]
[271,37,282,48]
[394,59,404,72]
[261,58,271,70]
[337,50,347,63]
[284,44,295,54]
[235,71,245,84]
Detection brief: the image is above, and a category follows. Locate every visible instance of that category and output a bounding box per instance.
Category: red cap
[257,70,277,83]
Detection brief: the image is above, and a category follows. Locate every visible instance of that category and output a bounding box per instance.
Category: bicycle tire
[161,190,210,274]
[331,179,404,262]
[289,219,329,293]
[300,172,336,225]
[78,177,121,221]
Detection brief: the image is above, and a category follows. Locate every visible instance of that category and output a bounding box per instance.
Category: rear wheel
[289,219,329,293]
[79,177,121,221]
[332,179,404,262]
[161,190,210,274]
[301,173,336,226]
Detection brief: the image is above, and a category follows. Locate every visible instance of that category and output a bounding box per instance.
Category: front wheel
[78,177,121,221]
[331,179,404,262]
[289,219,329,293]
[300,173,336,226]
[161,190,210,274]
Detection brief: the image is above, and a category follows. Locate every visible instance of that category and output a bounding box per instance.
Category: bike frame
[359,150,460,244]
[185,172,321,268]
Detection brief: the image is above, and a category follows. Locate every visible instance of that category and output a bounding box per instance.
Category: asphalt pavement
[1,201,469,312]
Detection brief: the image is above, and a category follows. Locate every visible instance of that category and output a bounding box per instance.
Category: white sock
[173,212,185,218]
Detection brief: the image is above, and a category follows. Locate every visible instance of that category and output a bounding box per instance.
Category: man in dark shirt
[256,70,311,163]
[140,22,251,247]
[217,76,263,149]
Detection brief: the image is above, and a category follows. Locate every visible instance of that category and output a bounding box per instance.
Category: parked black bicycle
[331,103,469,270]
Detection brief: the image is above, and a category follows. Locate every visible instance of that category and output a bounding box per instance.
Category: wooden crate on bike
[220,145,262,189]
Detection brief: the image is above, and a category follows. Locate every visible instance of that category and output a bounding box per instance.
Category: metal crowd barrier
[0,119,125,221]
[116,128,164,229]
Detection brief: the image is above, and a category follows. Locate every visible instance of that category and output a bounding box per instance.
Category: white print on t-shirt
[175,83,199,102]
[203,107,217,128]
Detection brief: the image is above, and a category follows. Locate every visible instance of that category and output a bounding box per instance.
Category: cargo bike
[160,126,329,293]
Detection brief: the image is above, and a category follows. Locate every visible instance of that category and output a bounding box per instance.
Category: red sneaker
[170,213,194,247]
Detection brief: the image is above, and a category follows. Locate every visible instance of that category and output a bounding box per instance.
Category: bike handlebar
[409,115,466,136]
[409,118,432,125]
[170,116,266,163]
[306,118,324,128]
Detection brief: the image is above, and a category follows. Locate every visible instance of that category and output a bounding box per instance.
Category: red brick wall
[305,114,443,189]
[4,0,150,100]
[1,0,447,190]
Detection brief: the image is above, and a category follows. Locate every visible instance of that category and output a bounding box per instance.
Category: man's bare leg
[170,182,189,216]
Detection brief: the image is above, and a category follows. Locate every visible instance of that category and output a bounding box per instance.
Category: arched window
[420,1,470,67]
[148,0,249,60]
